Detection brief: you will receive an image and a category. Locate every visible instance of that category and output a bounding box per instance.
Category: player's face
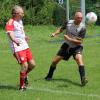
[74,12,83,24]
[15,9,24,20]
[18,9,24,18]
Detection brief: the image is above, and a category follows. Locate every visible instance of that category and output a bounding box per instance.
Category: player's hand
[15,40,20,46]
[25,36,29,42]
[50,33,55,37]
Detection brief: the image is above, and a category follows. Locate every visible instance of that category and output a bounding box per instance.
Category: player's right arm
[7,32,20,46]
[51,27,64,37]
[5,19,20,46]
[51,21,67,37]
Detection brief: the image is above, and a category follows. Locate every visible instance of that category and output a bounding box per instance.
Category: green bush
[0,0,55,26]
[35,0,55,25]
[0,0,19,27]
[0,0,99,26]
[52,4,66,26]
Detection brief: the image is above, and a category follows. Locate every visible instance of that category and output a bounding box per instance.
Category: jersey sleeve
[78,27,86,39]
[5,19,14,33]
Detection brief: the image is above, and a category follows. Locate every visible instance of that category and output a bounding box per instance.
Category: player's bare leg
[27,59,36,74]
[75,54,88,86]
[25,59,36,87]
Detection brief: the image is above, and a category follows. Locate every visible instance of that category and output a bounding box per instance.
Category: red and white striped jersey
[5,18,29,53]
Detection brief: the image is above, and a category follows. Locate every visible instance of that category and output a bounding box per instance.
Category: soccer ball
[85,12,97,24]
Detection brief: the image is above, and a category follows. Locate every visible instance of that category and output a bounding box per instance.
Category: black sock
[79,65,85,81]
[46,64,56,78]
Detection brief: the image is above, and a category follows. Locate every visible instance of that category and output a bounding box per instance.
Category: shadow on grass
[0,84,18,90]
[52,78,81,87]
[34,78,81,87]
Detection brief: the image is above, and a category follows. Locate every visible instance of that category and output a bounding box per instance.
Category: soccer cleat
[45,76,52,81]
[24,77,29,87]
[81,77,88,86]
[19,86,26,91]
[45,66,56,81]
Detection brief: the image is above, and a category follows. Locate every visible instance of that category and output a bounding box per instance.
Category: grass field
[0,25,100,100]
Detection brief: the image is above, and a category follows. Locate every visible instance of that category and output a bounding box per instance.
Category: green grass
[0,25,100,100]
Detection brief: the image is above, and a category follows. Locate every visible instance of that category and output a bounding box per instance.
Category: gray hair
[12,5,23,16]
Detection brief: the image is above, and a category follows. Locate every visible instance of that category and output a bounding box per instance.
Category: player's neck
[74,20,81,25]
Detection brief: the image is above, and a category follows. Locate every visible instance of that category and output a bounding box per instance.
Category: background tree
[0,0,99,26]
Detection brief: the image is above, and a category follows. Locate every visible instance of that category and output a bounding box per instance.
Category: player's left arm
[25,36,29,42]
[64,27,86,45]
[64,35,83,44]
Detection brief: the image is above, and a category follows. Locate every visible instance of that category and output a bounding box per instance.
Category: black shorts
[57,43,83,60]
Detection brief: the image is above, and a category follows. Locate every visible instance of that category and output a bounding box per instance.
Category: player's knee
[52,61,58,65]
[75,58,84,65]
[75,57,80,62]
[75,58,80,64]
[31,63,36,69]
[52,59,60,65]
[21,66,28,72]
[74,54,82,61]
[33,64,36,68]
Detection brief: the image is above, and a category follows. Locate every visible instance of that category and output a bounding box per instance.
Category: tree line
[0,0,99,26]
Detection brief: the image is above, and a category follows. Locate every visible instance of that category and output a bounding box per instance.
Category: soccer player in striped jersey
[5,5,36,90]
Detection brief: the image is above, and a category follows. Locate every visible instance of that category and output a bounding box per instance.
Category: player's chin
[77,20,82,23]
